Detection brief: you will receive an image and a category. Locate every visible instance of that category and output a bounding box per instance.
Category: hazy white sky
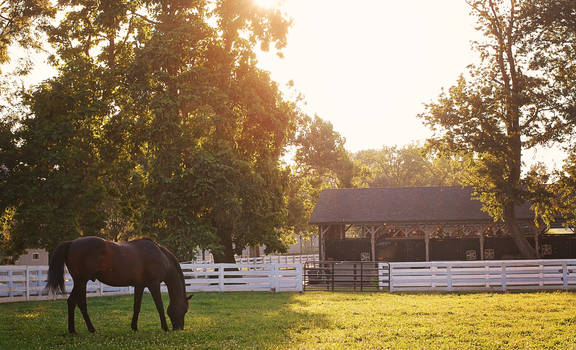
[255,0,567,169]
[4,0,567,168]
[257,0,480,152]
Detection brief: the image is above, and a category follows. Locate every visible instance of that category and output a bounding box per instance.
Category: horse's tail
[46,241,72,295]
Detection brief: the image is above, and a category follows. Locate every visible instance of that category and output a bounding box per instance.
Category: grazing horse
[46,236,191,333]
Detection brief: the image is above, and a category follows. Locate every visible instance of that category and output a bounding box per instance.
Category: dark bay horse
[46,236,191,333]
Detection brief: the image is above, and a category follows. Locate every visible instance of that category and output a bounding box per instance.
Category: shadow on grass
[0,292,331,350]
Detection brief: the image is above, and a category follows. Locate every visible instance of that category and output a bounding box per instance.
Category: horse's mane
[155,242,186,296]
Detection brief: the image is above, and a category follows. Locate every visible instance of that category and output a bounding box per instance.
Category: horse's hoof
[88,328,96,333]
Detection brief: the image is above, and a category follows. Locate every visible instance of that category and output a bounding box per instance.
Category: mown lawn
[1,291,576,349]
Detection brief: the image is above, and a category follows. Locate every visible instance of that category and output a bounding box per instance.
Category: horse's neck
[164,268,185,300]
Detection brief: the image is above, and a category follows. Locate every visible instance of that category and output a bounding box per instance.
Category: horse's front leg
[131,285,144,331]
[148,282,169,332]
[76,280,96,332]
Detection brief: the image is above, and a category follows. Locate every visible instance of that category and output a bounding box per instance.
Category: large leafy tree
[419,0,576,258]
[353,144,464,188]
[1,0,298,262]
[294,115,356,188]
[0,0,54,67]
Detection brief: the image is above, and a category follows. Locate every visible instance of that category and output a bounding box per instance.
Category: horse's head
[167,294,192,330]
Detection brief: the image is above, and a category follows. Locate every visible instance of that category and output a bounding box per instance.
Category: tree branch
[129,12,162,26]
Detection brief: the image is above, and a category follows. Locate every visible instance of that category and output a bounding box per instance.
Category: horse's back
[66,237,170,287]
[66,237,108,277]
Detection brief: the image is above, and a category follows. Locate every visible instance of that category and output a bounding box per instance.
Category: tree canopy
[419,0,576,257]
[1,0,299,262]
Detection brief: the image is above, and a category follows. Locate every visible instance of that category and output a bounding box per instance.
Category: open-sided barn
[309,186,576,262]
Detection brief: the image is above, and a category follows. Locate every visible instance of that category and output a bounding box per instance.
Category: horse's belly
[96,271,140,287]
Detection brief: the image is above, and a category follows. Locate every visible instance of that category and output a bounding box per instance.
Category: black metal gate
[303,261,390,292]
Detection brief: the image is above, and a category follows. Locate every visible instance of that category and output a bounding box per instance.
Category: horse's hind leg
[76,280,96,332]
[67,284,79,334]
[131,285,144,331]
[148,283,169,332]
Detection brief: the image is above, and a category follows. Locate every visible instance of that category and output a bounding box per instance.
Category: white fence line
[3,259,576,303]
[0,263,303,303]
[234,254,318,265]
[183,254,319,265]
[384,259,576,292]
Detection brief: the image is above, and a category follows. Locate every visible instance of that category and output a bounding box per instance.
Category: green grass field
[1,291,576,349]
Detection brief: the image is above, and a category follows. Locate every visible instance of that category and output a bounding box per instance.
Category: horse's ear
[187,294,193,300]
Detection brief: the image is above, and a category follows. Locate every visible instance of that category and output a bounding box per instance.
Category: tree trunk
[504,204,537,258]
[212,232,236,263]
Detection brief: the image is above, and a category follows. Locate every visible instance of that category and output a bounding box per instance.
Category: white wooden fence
[380,259,576,292]
[234,254,318,265]
[0,263,303,303]
[3,259,576,303]
[179,264,302,293]
[184,254,319,265]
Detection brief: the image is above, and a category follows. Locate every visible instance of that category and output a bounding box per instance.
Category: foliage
[419,0,576,257]
[294,115,356,188]
[0,0,55,68]
[1,292,576,349]
[352,144,465,188]
[0,0,298,262]
[285,115,356,240]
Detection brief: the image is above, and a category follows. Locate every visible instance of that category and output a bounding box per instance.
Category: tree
[419,0,576,258]
[0,0,54,68]
[1,0,298,262]
[352,144,464,188]
[294,115,356,188]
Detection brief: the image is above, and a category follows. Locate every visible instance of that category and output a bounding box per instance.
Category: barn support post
[318,225,324,261]
[318,225,330,261]
[425,230,430,262]
[531,224,541,258]
[479,227,485,260]
[370,229,376,262]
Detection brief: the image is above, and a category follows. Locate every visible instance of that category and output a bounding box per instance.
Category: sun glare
[253,0,282,9]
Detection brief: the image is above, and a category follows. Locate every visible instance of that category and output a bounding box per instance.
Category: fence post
[501,263,507,292]
[389,264,394,293]
[8,269,13,299]
[297,264,304,292]
[539,263,544,288]
[25,266,30,301]
[272,264,279,292]
[447,265,452,292]
[563,261,568,291]
[377,263,382,291]
[219,265,224,292]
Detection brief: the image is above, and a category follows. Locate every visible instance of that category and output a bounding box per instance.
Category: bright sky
[257,0,479,152]
[256,0,566,169]
[3,0,567,169]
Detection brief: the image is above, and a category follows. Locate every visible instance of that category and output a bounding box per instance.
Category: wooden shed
[309,186,576,262]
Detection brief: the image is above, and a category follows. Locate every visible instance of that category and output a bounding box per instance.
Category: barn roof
[308,186,534,225]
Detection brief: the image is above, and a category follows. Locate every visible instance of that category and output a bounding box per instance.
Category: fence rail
[385,259,576,292]
[234,254,318,265]
[2,259,576,303]
[182,254,319,265]
[0,263,303,303]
